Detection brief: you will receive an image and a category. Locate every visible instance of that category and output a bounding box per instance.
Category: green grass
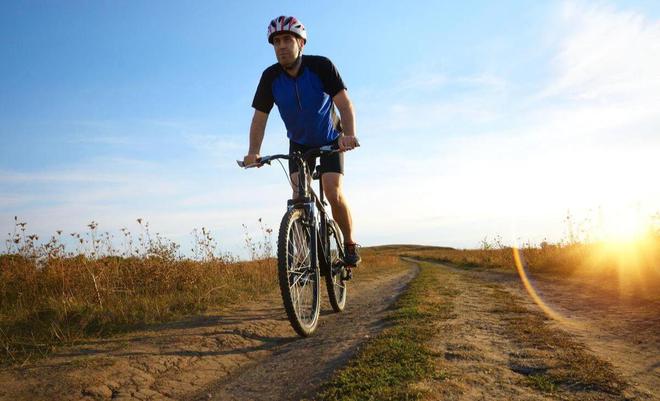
[527,374,557,393]
[315,261,455,401]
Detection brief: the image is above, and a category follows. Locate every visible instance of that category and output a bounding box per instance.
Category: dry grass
[352,247,405,276]
[397,234,660,288]
[398,237,660,308]
[0,254,277,364]
[0,218,277,365]
[0,222,414,366]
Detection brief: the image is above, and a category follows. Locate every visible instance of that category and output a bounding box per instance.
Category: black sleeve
[251,67,276,113]
[309,56,347,98]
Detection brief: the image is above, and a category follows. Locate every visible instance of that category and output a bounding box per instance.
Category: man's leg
[321,172,355,244]
[322,172,360,265]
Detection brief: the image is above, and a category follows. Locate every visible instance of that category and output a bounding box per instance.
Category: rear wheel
[325,220,347,312]
[277,208,320,337]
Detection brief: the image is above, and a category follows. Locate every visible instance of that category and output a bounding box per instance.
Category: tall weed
[0,218,275,365]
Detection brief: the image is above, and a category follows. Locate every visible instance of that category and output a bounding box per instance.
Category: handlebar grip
[237,157,266,168]
[319,144,340,152]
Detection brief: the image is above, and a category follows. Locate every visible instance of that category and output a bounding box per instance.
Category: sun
[592,207,649,245]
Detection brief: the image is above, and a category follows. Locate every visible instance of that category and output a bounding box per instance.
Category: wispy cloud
[542,2,660,102]
[347,2,660,247]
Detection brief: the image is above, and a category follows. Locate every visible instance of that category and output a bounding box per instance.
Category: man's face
[272,33,303,67]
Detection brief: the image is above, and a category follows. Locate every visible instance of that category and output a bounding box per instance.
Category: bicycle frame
[237,144,341,275]
[238,144,349,335]
[288,151,334,277]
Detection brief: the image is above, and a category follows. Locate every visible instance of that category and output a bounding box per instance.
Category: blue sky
[2,1,660,257]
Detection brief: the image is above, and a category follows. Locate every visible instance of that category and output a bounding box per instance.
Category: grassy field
[0,219,279,365]
[0,254,278,364]
[389,234,660,301]
[0,220,401,366]
[2,217,659,370]
[390,236,658,272]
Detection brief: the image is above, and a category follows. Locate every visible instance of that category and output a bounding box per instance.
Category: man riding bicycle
[243,15,361,266]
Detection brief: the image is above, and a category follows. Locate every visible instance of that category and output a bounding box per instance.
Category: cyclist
[243,15,361,266]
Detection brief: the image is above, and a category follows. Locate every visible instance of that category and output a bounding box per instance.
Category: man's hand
[338,135,360,152]
[243,153,261,167]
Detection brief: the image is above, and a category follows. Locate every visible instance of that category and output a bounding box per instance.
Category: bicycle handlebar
[236,144,341,169]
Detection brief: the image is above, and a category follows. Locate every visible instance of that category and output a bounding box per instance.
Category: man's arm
[244,110,269,165]
[333,89,359,151]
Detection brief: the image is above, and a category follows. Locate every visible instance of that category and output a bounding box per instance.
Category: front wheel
[277,208,320,337]
[325,220,347,312]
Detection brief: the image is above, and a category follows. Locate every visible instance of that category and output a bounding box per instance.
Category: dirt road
[0,261,417,401]
[506,269,660,399]
[411,260,658,401]
[1,256,657,401]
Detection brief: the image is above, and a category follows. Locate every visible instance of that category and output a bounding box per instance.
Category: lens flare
[512,247,576,326]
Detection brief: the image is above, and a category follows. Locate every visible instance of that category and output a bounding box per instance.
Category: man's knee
[322,173,345,206]
[326,188,343,206]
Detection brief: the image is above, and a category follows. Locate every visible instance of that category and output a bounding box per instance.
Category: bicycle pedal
[341,267,353,281]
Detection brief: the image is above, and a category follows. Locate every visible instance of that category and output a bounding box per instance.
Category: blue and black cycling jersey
[252,55,346,147]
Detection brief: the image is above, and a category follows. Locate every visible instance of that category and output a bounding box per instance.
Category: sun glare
[582,207,651,246]
[593,208,649,245]
[577,207,660,299]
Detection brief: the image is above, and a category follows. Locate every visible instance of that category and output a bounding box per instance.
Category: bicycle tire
[277,208,321,337]
[325,220,347,312]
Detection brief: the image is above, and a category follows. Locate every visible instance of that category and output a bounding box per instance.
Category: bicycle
[238,144,352,337]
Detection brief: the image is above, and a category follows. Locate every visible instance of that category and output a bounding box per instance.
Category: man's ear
[298,38,305,51]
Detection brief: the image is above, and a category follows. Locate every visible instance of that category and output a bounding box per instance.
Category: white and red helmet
[267,15,307,44]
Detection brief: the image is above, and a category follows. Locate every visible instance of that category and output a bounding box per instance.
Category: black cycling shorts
[288,138,344,175]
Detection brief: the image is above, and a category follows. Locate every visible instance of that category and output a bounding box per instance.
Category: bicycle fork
[292,200,319,276]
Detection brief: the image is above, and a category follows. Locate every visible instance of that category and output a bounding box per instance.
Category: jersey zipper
[294,80,302,111]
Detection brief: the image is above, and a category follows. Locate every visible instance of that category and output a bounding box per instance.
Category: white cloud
[543,2,660,102]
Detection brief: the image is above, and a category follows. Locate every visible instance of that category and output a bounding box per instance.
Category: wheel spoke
[279,210,320,334]
[289,271,305,289]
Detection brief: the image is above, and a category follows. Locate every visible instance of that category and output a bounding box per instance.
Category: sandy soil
[513,270,659,399]
[404,259,558,401]
[420,261,658,401]
[0,263,417,401]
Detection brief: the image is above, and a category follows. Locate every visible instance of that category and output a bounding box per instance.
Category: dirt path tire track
[505,271,659,399]
[455,265,659,399]
[192,263,419,401]
[407,260,560,401]
[0,262,418,401]
[413,259,657,401]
